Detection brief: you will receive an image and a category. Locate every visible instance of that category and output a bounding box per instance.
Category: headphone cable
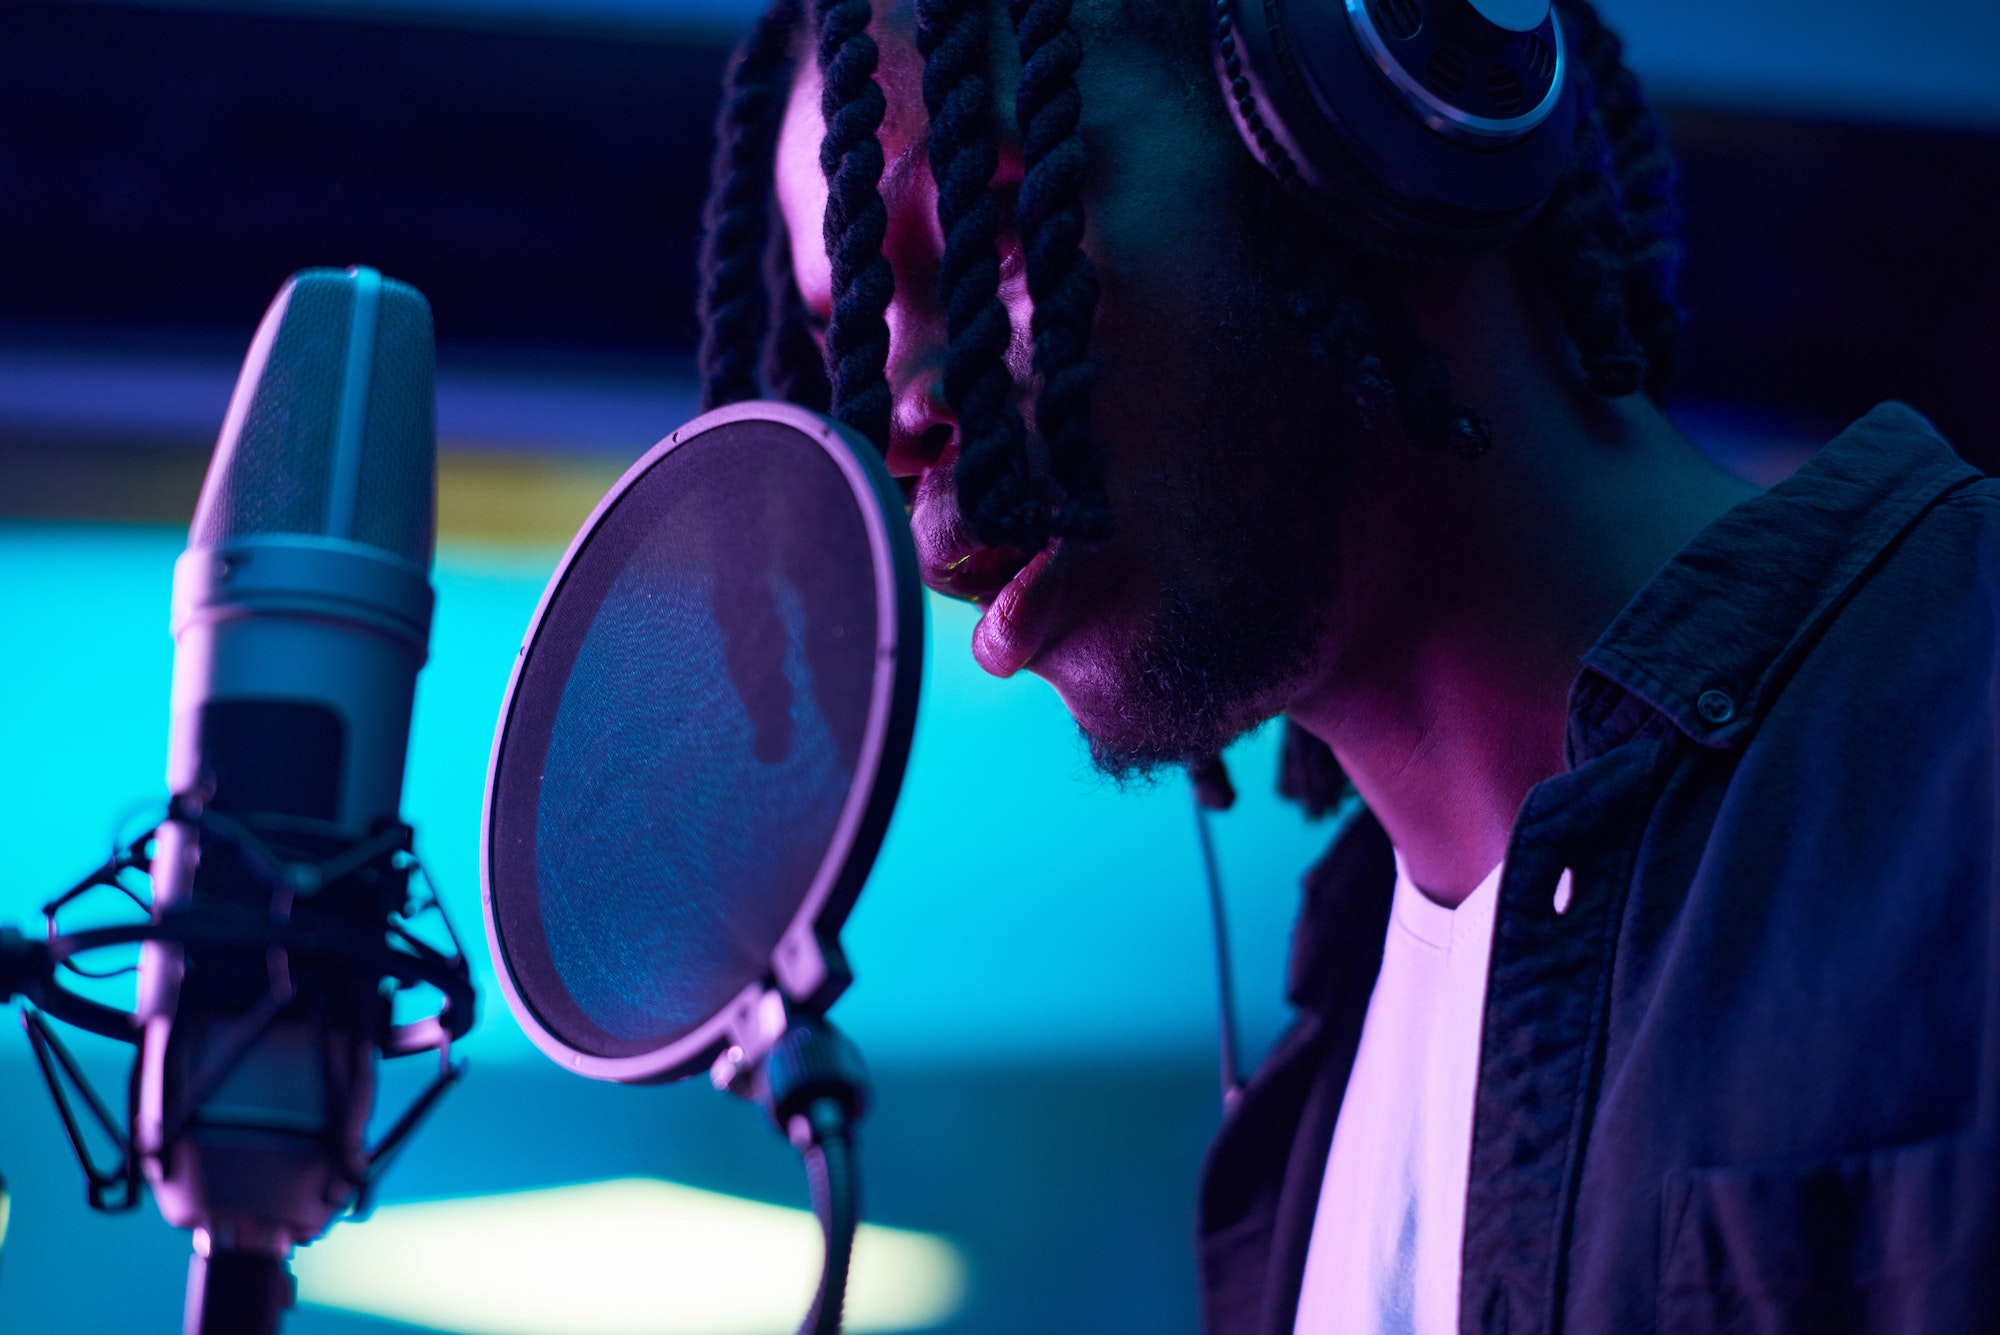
[1193,793,1246,1114]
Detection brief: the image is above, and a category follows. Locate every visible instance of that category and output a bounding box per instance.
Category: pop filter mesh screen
[491,418,879,1060]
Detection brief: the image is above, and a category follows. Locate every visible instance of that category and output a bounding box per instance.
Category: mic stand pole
[0,929,18,1273]
[186,1232,295,1335]
[1,815,475,1335]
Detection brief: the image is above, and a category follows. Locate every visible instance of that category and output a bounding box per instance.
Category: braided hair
[762,224,836,411]
[812,0,898,447]
[1008,0,1113,540]
[915,0,1043,546]
[697,0,1113,546]
[696,0,804,412]
[691,0,1687,805]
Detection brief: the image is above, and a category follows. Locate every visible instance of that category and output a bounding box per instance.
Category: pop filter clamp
[483,401,924,1335]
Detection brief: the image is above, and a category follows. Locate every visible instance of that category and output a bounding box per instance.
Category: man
[698,0,2000,1329]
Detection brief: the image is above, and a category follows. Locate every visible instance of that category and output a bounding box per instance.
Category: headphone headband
[1213,0,1578,257]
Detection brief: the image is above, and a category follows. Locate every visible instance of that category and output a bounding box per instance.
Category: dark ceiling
[3,0,1997,466]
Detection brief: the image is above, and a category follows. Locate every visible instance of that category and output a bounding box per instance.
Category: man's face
[774,1,1363,775]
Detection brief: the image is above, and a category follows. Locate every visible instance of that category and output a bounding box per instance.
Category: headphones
[1213,0,1578,257]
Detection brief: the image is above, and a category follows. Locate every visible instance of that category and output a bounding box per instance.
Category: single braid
[764,219,835,410]
[814,0,896,448]
[1559,0,1684,400]
[1381,319,1495,459]
[1617,139,1684,403]
[1274,218,1390,430]
[917,0,1045,548]
[696,0,803,410]
[1530,122,1646,394]
[1256,182,1496,455]
[1524,0,1652,397]
[695,13,807,776]
[1278,718,1351,818]
[1011,0,1114,541]
[1314,294,1396,432]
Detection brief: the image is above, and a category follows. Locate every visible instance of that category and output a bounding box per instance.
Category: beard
[1052,175,1378,782]
[1080,572,1326,781]
[1075,371,1357,783]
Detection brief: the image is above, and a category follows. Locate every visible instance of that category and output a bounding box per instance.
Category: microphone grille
[192,267,437,567]
[351,278,436,563]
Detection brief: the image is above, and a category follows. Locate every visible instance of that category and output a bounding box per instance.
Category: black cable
[798,1097,858,1335]
[1193,798,1246,1113]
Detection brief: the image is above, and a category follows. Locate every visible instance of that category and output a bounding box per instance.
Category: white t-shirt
[1292,853,1504,1335]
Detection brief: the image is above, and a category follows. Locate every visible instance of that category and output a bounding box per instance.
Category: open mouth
[916,520,1062,678]
[966,542,1058,678]
[908,449,1068,678]
[933,542,1031,605]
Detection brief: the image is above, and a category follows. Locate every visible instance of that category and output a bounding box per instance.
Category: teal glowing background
[0,520,1336,1069]
[2,518,1357,1332]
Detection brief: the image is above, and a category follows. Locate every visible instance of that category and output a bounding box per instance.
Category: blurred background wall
[0,0,1996,1331]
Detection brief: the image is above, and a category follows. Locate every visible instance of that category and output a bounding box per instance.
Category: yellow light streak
[293,1177,968,1335]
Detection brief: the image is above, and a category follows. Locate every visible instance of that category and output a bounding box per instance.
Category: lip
[907,457,1063,678]
[969,542,1059,678]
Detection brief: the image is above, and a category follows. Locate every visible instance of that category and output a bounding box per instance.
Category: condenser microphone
[135,266,442,1335]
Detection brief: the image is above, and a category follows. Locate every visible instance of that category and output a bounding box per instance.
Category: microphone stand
[186,1239,295,1335]
[0,811,476,1335]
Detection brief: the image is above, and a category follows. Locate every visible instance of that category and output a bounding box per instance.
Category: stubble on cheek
[1044,284,1354,779]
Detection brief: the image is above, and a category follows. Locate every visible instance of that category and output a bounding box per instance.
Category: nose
[886,377,954,482]
[876,142,956,485]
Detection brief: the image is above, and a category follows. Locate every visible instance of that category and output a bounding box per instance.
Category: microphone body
[131,267,438,1334]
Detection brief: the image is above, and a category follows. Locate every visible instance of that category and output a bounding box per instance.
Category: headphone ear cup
[1213,0,1577,258]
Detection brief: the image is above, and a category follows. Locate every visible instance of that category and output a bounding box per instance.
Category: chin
[1029,636,1129,739]
[1030,629,1277,781]
[1014,534,1332,777]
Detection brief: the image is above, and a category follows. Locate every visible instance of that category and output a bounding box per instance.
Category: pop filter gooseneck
[482,401,923,1334]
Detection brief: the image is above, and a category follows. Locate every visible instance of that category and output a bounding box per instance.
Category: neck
[1288,258,1759,905]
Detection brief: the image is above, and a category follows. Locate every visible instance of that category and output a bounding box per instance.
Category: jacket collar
[1570,402,1978,765]
[1284,803,1394,1015]
[1288,403,1978,1003]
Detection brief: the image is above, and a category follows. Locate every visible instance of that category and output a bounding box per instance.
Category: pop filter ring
[481,401,924,1086]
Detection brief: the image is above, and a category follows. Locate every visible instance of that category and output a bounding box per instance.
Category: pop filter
[481,401,922,1086]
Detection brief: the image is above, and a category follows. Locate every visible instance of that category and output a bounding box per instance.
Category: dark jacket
[1197,404,2000,1335]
